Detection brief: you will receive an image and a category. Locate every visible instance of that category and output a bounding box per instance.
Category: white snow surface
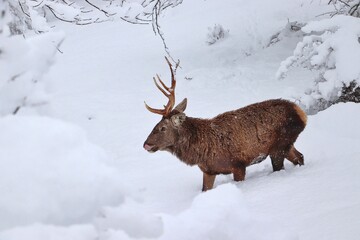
[1,0,360,239]
[0,116,124,230]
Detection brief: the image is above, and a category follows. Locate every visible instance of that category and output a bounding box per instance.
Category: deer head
[143,57,187,153]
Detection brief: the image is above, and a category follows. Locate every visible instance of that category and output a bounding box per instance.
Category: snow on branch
[276,15,360,114]
[5,0,183,61]
[6,0,183,33]
[327,0,360,18]
[277,15,360,84]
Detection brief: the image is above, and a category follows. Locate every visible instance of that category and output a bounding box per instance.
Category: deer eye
[160,126,167,132]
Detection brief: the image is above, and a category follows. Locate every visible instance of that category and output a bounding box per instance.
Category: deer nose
[143,143,153,151]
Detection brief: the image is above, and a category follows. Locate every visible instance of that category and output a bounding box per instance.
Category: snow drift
[0,115,124,230]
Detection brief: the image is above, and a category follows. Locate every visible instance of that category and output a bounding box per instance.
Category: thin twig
[18,1,30,18]
[33,0,44,8]
[46,5,76,23]
[13,106,21,115]
[338,0,350,7]
[120,16,148,25]
[349,2,360,15]
[84,0,116,17]
[151,0,176,62]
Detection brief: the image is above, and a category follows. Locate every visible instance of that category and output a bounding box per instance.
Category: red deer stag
[144,57,307,191]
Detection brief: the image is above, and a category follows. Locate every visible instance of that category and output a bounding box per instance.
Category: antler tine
[144,101,166,115]
[144,57,178,116]
[153,75,170,97]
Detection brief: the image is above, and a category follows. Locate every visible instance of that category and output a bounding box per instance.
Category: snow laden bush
[0,2,64,116]
[0,115,124,230]
[206,24,229,45]
[276,15,360,114]
[267,21,304,47]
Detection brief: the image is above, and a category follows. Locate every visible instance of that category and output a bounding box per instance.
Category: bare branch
[18,1,30,18]
[46,5,76,23]
[84,0,116,17]
[120,16,148,25]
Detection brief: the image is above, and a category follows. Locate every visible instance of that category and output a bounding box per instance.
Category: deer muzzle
[143,142,158,153]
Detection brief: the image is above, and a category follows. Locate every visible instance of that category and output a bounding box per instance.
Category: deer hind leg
[286,145,304,166]
[202,172,216,191]
[270,141,295,171]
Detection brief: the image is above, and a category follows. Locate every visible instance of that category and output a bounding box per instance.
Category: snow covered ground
[1,0,360,239]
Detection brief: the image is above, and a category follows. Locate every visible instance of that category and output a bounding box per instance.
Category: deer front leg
[233,165,246,182]
[202,172,216,191]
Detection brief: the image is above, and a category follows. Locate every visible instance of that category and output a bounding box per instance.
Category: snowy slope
[1,0,360,239]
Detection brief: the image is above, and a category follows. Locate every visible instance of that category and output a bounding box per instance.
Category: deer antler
[145,57,179,117]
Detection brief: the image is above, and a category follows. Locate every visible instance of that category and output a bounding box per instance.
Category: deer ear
[171,113,186,127]
[174,98,187,113]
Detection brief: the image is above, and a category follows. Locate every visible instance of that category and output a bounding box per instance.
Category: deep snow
[0,115,124,229]
[1,0,360,239]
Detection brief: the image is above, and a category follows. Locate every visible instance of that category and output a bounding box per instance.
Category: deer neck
[171,117,212,166]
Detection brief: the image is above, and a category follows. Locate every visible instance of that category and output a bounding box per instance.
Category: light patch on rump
[293,104,307,125]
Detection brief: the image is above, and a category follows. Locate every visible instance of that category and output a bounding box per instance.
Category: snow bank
[97,184,295,240]
[0,115,124,230]
[95,198,163,239]
[159,184,294,240]
[0,224,96,240]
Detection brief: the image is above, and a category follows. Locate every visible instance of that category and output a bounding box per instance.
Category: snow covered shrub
[337,80,360,103]
[0,115,124,230]
[276,15,360,114]
[267,21,305,47]
[206,24,229,45]
[0,2,64,116]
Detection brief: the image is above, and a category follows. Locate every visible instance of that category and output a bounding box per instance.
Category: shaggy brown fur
[144,98,307,191]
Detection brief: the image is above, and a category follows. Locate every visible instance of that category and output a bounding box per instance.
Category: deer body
[144,58,307,191]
